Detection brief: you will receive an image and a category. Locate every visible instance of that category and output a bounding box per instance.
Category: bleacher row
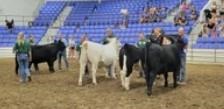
[1,0,222,49]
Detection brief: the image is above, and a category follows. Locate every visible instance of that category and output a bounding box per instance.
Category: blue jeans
[179,53,186,82]
[17,53,30,82]
[58,50,69,69]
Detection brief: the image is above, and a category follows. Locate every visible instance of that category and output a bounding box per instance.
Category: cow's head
[57,40,66,51]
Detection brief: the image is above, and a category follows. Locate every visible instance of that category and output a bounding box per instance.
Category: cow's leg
[104,66,111,78]
[47,61,55,73]
[124,62,133,90]
[78,62,86,86]
[120,55,127,88]
[91,63,98,85]
[173,71,178,88]
[139,61,145,78]
[34,63,39,72]
[146,70,157,96]
[110,61,117,79]
[164,72,168,87]
[144,68,151,95]
[58,53,62,70]
[15,55,19,75]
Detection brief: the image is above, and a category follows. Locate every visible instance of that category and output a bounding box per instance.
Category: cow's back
[31,44,58,63]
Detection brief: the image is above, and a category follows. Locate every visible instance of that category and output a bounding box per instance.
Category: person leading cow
[102,28,117,44]
[177,27,188,85]
[55,35,69,70]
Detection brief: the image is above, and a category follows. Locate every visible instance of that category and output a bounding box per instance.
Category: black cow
[15,41,65,74]
[143,36,182,96]
[119,44,145,90]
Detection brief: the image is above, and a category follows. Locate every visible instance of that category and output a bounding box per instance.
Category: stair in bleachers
[39,6,73,44]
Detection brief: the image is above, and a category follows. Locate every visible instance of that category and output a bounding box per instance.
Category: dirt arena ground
[0,58,223,109]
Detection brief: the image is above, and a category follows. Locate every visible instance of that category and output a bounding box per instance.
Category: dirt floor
[0,58,223,109]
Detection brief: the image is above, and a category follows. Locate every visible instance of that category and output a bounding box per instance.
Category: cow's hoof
[124,86,130,91]
[28,76,32,82]
[173,84,178,88]
[78,82,83,86]
[147,91,152,96]
[50,70,55,73]
[112,76,117,79]
[93,82,98,86]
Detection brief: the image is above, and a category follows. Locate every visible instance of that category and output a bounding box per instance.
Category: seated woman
[218,25,224,37]
[190,10,198,21]
[199,24,209,37]
[207,16,217,37]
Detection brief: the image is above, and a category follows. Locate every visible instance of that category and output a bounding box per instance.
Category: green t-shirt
[136,39,147,48]
[13,40,31,54]
[76,43,82,52]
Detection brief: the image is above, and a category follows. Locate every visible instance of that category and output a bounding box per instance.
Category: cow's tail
[80,41,89,62]
[119,44,128,87]
[119,47,124,70]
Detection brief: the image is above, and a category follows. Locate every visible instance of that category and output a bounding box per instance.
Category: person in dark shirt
[5,19,14,33]
[102,28,116,44]
[177,27,188,85]
[150,28,164,45]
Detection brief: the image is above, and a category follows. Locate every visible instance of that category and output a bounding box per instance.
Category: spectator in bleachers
[207,14,217,37]
[29,35,35,45]
[76,23,81,31]
[5,19,14,33]
[177,27,188,85]
[218,25,224,37]
[102,28,116,44]
[57,35,69,70]
[180,2,189,16]
[83,16,89,25]
[68,36,76,59]
[139,7,165,24]
[92,4,98,13]
[120,8,129,28]
[13,32,32,83]
[211,1,217,14]
[28,21,33,28]
[136,32,147,48]
[174,13,187,26]
[199,24,209,37]
[190,10,199,21]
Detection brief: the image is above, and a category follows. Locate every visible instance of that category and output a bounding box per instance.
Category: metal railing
[0,15,35,26]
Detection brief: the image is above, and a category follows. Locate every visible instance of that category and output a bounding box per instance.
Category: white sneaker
[178,81,187,85]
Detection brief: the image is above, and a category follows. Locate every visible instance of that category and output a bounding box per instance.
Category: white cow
[78,38,120,86]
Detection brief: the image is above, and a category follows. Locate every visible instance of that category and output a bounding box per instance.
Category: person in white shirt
[68,36,76,59]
